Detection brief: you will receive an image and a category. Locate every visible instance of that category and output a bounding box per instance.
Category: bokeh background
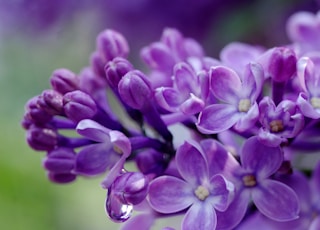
[0,0,318,229]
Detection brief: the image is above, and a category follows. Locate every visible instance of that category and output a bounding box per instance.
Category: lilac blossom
[148,141,235,230]
[258,97,304,147]
[20,9,320,230]
[229,136,300,222]
[197,63,264,134]
[75,119,131,178]
[296,56,320,119]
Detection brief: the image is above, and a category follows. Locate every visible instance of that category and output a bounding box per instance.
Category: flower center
[310,97,320,109]
[238,99,251,112]
[194,185,210,201]
[242,174,257,187]
[113,145,123,155]
[269,120,284,133]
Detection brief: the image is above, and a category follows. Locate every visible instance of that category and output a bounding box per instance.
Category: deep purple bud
[258,47,297,82]
[78,67,106,94]
[105,57,134,88]
[43,147,76,173]
[135,149,167,175]
[96,29,129,62]
[24,96,53,126]
[63,90,97,122]
[118,70,153,109]
[90,51,106,78]
[112,172,149,205]
[26,125,58,151]
[48,172,76,184]
[38,89,64,115]
[50,68,79,94]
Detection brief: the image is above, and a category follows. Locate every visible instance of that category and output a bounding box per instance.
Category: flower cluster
[22,11,320,230]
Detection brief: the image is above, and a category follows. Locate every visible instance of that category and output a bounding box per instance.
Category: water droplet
[105,189,133,222]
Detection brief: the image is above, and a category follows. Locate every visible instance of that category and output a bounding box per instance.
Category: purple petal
[241,136,283,178]
[233,102,259,132]
[180,93,205,115]
[155,87,182,112]
[120,213,155,230]
[241,62,264,99]
[75,143,118,176]
[182,203,217,230]
[252,179,299,221]
[210,66,241,103]
[176,141,208,185]
[148,176,194,213]
[297,92,320,119]
[257,128,284,147]
[216,190,250,230]
[76,119,111,143]
[310,216,320,230]
[287,11,318,44]
[197,104,239,134]
[109,130,131,157]
[220,42,264,74]
[199,139,239,179]
[173,62,198,95]
[208,174,234,212]
[101,156,126,189]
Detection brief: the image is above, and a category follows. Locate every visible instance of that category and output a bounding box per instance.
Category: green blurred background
[0,0,318,229]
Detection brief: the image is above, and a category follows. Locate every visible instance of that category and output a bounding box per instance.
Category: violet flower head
[258,97,304,147]
[75,119,131,179]
[149,141,235,230]
[232,136,300,222]
[197,63,264,134]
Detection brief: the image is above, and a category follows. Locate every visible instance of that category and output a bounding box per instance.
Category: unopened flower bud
[43,147,76,173]
[105,57,133,88]
[63,90,97,122]
[258,47,297,82]
[96,29,129,62]
[112,172,149,205]
[50,68,79,94]
[38,89,64,115]
[24,96,52,126]
[48,172,76,184]
[135,149,167,175]
[27,125,58,151]
[118,70,152,109]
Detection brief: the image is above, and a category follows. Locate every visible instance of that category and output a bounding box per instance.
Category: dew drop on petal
[105,189,133,222]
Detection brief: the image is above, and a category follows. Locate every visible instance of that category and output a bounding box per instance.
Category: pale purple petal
[75,143,118,176]
[182,202,217,230]
[180,93,205,115]
[173,62,198,96]
[101,156,126,189]
[176,141,208,185]
[76,119,111,142]
[297,92,320,119]
[258,128,284,147]
[241,62,264,100]
[197,104,239,134]
[208,174,234,212]
[241,136,283,178]
[216,190,250,230]
[220,42,264,74]
[120,213,155,230]
[233,102,259,132]
[109,130,131,157]
[155,87,182,112]
[148,176,194,213]
[252,179,299,221]
[287,11,319,44]
[210,66,241,103]
[310,216,320,230]
[199,139,239,179]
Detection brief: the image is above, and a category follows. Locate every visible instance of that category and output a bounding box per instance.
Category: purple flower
[74,119,131,179]
[148,141,235,230]
[258,97,304,147]
[287,11,320,56]
[197,63,264,134]
[155,62,209,116]
[229,136,300,222]
[297,56,320,119]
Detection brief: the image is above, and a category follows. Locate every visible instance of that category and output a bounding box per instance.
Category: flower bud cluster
[21,10,320,230]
